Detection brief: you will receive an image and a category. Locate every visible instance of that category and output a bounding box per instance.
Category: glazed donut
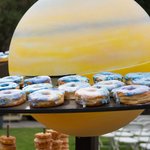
[131,78,150,87]
[112,85,150,105]
[28,89,64,108]
[0,52,8,62]
[75,87,110,107]
[34,132,52,150]
[125,72,150,84]
[93,80,125,92]
[58,75,89,85]
[0,76,24,87]
[24,76,52,86]
[0,89,26,107]
[93,72,123,83]
[0,82,19,91]
[22,83,53,95]
[58,82,90,100]
[0,135,16,150]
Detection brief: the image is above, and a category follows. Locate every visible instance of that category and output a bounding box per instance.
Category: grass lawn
[0,128,75,150]
[0,128,132,150]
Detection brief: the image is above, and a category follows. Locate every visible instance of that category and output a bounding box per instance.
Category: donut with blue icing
[0,82,19,91]
[0,89,26,107]
[24,76,52,86]
[112,85,150,105]
[58,75,89,85]
[22,83,53,95]
[93,80,125,92]
[58,82,90,100]
[0,52,8,62]
[124,72,150,84]
[132,78,150,87]
[28,88,64,108]
[0,76,24,87]
[75,87,110,107]
[93,72,123,83]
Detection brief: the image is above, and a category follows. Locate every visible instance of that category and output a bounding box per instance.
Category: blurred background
[0,0,150,52]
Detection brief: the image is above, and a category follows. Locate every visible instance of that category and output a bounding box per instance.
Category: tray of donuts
[0,72,150,113]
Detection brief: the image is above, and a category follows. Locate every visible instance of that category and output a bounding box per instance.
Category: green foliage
[0,0,37,52]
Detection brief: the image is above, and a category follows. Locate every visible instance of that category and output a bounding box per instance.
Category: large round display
[9,0,149,136]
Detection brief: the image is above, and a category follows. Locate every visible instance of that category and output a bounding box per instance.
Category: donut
[0,52,8,62]
[0,76,24,87]
[75,87,110,107]
[0,82,19,91]
[28,89,64,108]
[22,83,53,95]
[93,80,125,92]
[58,82,90,100]
[131,77,150,87]
[124,72,150,84]
[112,85,150,105]
[0,89,26,107]
[93,72,123,83]
[24,76,52,86]
[34,132,52,150]
[58,75,89,85]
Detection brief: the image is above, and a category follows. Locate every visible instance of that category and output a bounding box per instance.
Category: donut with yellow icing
[28,89,64,108]
[112,85,150,105]
[75,87,110,107]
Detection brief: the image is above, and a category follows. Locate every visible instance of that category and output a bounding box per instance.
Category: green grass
[0,128,75,150]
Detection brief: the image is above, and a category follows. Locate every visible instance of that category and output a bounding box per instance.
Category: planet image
[9,0,150,136]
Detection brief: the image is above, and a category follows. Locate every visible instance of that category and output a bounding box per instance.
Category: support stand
[75,136,99,150]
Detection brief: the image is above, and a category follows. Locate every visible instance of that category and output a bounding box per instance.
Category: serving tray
[0,99,149,114]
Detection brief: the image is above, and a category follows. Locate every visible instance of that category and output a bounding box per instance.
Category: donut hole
[128,87,136,91]
[70,84,76,87]
[3,91,11,95]
[42,92,50,95]
[1,83,9,87]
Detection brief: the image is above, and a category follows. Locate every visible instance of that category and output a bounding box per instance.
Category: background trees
[0,0,149,52]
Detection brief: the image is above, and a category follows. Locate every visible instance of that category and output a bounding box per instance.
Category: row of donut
[0,72,150,107]
[0,51,9,62]
[0,129,69,150]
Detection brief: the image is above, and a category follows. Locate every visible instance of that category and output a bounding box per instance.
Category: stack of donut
[34,132,52,150]
[46,129,69,150]
[0,135,16,150]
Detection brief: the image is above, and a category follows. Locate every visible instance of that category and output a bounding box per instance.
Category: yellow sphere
[9,0,150,136]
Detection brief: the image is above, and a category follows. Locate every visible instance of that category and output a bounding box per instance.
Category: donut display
[124,72,150,85]
[22,83,53,95]
[58,75,89,85]
[93,72,123,83]
[0,89,26,107]
[28,89,64,108]
[24,76,52,86]
[112,85,150,105]
[93,80,125,92]
[75,87,110,107]
[58,82,90,100]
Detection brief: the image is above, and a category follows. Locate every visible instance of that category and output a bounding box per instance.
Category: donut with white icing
[75,87,110,107]
[0,76,24,87]
[0,89,26,107]
[112,85,150,105]
[93,72,123,83]
[58,75,89,85]
[131,77,150,87]
[28,89,64,108]
[24,76,52,87]
[0,52,8,62]
[124,72,150,84]
[0,82,19,91]
[58,82,90,100]
[93,80,125,92]
[23,83,53,95]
